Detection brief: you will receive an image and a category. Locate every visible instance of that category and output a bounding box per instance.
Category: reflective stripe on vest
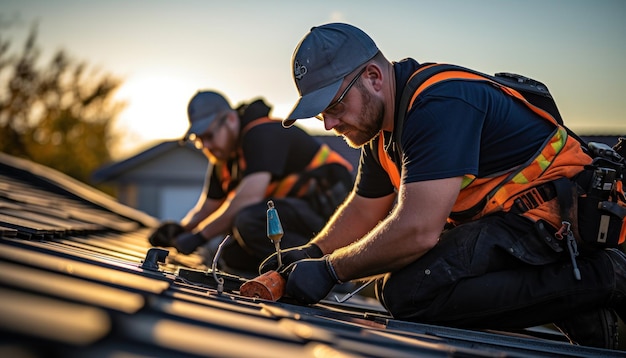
[380,69,591,228]
[264,144,353,198]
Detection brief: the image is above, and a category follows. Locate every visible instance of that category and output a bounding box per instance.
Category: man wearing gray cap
[148,90,353,275]
[259,22,626,349]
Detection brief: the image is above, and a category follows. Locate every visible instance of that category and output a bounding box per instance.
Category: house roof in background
[1,152,622,357]
[91,140,205,183]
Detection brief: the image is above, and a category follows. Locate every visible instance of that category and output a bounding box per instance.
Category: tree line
[0,22,125,189]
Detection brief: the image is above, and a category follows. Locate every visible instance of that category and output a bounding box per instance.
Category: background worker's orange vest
[233,117,353,199]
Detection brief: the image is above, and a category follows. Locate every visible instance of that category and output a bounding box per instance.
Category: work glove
[148,221,185,247]
[174,232,207,255]
[258,243,323,274]
[279,255,341,305]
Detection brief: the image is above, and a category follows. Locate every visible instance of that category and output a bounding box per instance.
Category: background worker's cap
[283,23,379,127]
[184,91,231,139]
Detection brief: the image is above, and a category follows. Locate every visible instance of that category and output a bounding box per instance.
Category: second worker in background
[149,90,353,276]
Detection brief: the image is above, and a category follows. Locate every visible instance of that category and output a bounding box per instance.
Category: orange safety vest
[378,67,592,229]
[220,116,353,199]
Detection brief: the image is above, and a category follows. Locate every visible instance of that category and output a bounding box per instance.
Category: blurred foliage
[0,22,125,189]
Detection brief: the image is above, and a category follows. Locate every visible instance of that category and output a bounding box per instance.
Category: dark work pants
[221,197,326,272]
[378,212,616,329]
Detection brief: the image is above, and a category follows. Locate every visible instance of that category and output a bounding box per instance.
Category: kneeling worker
[149,90,354,275]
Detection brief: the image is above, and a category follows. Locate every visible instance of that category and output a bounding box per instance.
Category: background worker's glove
[279,255,341,305]
[259,243,323,274]
[148,221,184,247]
[174,232,206,255]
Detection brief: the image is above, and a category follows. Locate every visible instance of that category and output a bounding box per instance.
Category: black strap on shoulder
[553,176,575,222]
[393,63,438,153]
[394,63,590,155]
[394,63,469,153]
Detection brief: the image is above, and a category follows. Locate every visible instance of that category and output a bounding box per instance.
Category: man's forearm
[181,199,221,231]
[329,208,434,281]
[329,178,461,282]
[312,191,395,254]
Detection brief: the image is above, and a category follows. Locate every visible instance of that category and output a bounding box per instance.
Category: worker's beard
[339,81,383,149]
[202,125,238,163]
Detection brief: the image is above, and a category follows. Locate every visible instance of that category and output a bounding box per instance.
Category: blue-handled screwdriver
[266,200,284,269]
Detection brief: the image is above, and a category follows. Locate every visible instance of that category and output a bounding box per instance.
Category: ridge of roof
[91,140,202,183]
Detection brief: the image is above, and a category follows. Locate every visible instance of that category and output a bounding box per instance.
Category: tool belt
[513,142,626,250]
[573,161,626,248]
[511,182,558,214]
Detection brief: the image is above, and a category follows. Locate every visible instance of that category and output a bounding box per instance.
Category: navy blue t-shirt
[356,58,554,198]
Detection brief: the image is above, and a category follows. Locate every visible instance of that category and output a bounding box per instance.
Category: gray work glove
[174,232,207,255]
[148,221,184,247]
[258,243,323,274]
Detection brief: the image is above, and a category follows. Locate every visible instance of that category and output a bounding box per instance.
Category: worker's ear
[224,110,239,129]
[364,63,384,92]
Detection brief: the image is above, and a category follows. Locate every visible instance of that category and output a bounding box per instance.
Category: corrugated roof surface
[1,152,623,357]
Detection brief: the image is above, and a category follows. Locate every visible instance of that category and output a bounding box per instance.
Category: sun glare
[112,74,195,158]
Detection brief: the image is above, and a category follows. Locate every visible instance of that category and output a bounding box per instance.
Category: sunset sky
[3,0,625,159]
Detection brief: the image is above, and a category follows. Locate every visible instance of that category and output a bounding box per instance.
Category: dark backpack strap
[553,177,575,223]
[394,63,590,156]
[393,63,440,154]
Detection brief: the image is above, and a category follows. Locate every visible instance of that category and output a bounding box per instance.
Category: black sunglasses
[316,66,366,121]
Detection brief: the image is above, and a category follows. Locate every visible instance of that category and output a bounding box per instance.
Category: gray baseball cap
[184,91,232,139]
[283,23,379,127]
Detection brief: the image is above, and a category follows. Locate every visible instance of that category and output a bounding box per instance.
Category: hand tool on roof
[266,200,284,269]
[240,200,286,301]
[211,234,232,295]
